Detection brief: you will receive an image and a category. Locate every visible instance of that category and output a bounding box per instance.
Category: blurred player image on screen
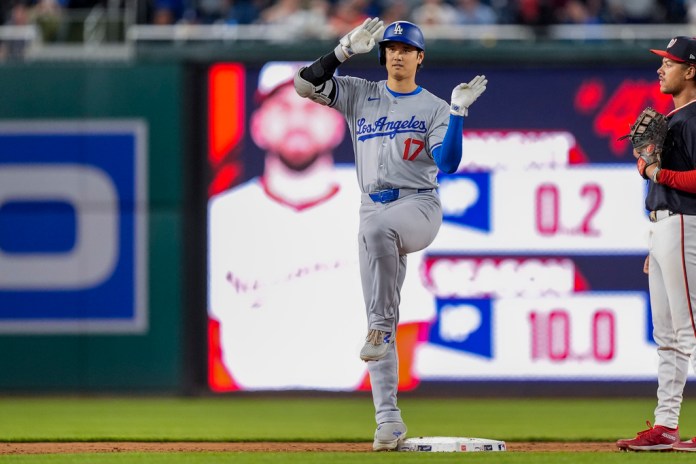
[208,61,434,391]
[616,36,696,452]
[294,19,486,450]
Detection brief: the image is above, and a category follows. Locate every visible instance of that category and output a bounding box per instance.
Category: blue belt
[368,188,433,204]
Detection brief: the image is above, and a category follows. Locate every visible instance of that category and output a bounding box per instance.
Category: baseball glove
[619,107,668,177]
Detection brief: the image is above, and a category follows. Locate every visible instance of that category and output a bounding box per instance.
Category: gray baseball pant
[358,191,442,425]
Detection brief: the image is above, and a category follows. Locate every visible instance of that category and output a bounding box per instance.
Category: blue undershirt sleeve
[433,114,464,174]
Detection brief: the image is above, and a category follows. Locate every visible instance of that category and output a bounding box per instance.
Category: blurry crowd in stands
[2,0,696,36]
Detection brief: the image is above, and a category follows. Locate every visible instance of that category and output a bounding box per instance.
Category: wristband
[334,44,350,63]
[652,166,661,184]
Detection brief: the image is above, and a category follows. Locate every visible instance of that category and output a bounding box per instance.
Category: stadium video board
[206,61,671,391]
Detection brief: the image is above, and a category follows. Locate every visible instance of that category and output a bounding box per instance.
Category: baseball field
[0,395,695,462]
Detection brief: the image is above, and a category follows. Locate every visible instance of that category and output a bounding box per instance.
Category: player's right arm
[294,17,384,106]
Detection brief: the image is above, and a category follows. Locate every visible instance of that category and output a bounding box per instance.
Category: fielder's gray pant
[358,191,442,425]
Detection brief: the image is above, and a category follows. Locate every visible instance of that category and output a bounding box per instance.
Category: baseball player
[294,18,487,451]
[616,36,696,452]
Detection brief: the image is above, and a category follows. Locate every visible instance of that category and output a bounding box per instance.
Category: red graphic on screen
[568,144,589,164]
[208,63,245,197]
[208,317,239,392]
[593,80,672,156]
[575,79,605,114]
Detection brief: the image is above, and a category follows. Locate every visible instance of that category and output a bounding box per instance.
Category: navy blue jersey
[646,101,696,214]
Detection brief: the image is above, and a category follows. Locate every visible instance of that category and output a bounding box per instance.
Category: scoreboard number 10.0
[529,309,616,362]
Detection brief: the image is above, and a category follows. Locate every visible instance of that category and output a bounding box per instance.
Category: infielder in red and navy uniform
[617,36,696,452]
[294,18,487,451]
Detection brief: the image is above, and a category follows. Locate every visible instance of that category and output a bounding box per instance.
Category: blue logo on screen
[0,121,147,333]
[428,298,492,358]
[438,172,490,231]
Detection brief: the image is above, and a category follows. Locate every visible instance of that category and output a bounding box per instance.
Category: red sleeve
[658,169,696,194]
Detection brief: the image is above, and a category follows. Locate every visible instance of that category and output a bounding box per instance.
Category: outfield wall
[0,63,186,391]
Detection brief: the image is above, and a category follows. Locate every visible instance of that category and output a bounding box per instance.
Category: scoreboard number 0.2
[535,183,603,236]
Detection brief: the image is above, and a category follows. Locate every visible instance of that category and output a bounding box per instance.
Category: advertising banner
[0,121,148,333]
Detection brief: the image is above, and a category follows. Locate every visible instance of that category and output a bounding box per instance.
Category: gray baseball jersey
[330,76,451,193]
[326,74,450,427]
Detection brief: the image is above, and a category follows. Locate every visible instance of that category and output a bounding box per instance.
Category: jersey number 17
[403,138,425,161]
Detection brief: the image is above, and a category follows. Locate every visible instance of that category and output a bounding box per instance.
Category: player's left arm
[432,115,463,174]
[432,75,488,174]
[654,168,696,192]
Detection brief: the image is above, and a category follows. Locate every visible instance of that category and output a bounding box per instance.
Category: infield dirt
[0,442,617,454]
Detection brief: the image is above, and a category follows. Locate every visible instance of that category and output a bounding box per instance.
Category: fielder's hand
[621,107,667,179]
[450,75,487,117]
[635,147,661,181]
[335,17,385,62]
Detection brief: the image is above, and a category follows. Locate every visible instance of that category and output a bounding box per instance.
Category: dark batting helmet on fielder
[378,21,425,66]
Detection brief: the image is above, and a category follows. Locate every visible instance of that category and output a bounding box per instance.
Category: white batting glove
[450,75,487,117]
[334,17,385,62]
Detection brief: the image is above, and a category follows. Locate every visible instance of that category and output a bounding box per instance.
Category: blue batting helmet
[378,21,425,66]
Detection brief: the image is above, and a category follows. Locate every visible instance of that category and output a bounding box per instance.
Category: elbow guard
[294,68,335,106]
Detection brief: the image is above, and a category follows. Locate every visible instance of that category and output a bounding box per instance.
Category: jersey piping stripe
[667,98,696,118]
[385,86,423,97]
[329,77,340,108]
[679,215,696,338]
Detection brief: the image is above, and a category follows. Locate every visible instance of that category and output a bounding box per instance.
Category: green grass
[1,396,693,442]
[0,453,695,464]
[1,396,695,463]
